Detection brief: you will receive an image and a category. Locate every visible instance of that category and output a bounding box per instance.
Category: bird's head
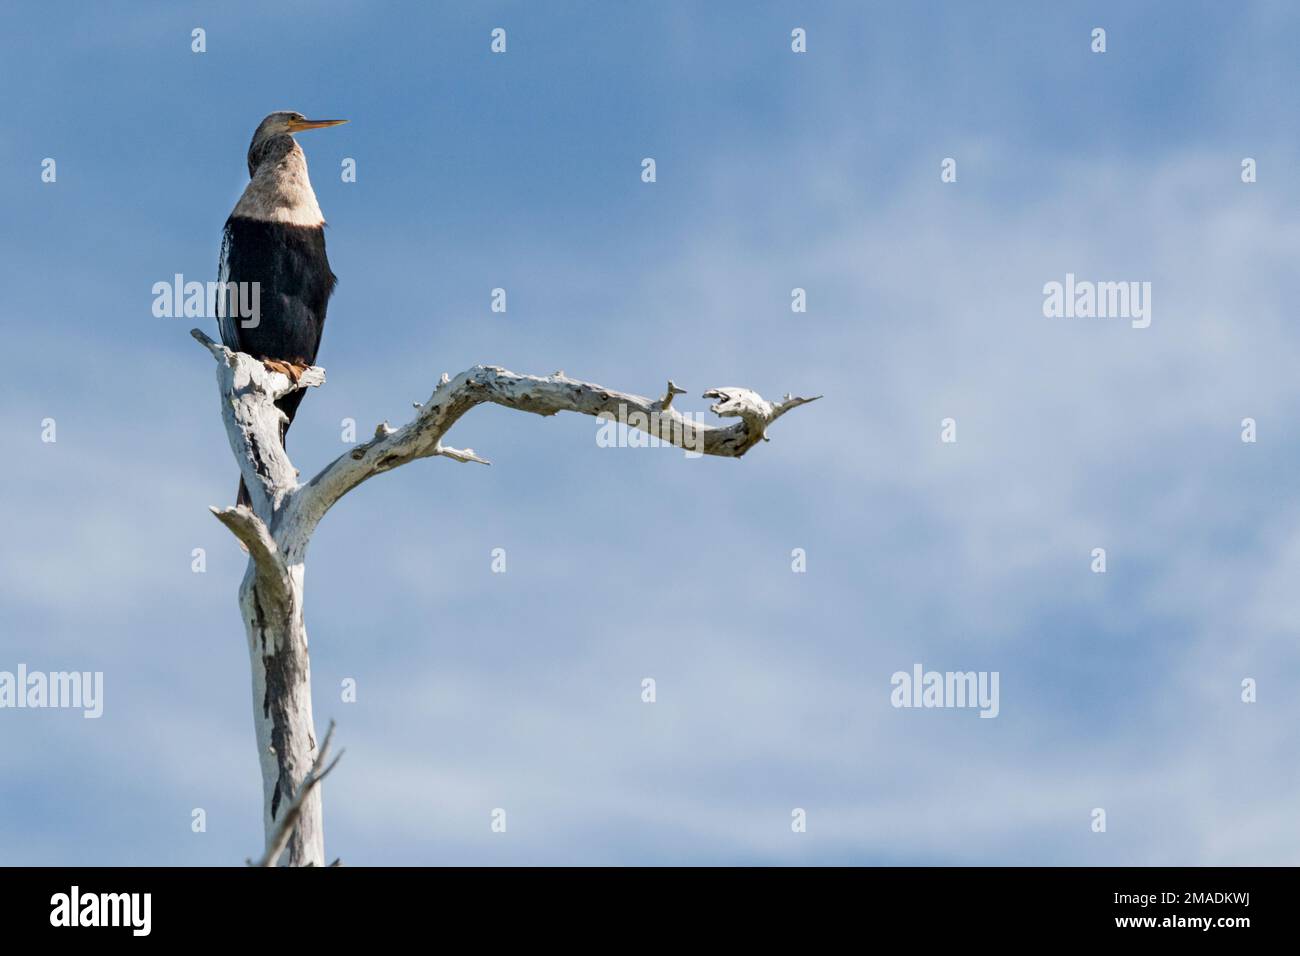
[247,111,347,176]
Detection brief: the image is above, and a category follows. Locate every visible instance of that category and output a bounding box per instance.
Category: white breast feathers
[231,140,325,227]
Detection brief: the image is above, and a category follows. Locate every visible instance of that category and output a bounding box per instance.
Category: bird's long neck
[231,138,324,227]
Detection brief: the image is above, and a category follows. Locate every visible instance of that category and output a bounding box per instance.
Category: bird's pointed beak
[287,118,348,133]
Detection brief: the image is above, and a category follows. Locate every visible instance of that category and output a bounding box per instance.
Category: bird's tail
[233,382,308,509]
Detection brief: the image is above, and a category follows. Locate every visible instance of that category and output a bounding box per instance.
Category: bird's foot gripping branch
[191,326,818,865]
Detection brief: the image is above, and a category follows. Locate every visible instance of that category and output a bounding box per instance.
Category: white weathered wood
[249,720,343,867]
[191,328,818,866]
[192,330,327,866]
[282,365,820,543]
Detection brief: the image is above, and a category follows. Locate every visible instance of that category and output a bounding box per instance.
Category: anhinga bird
[217,111,347,505]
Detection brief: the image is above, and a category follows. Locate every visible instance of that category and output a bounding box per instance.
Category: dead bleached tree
[191,327,818,866]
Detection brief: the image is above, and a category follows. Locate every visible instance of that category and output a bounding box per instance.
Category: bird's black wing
[221,215,335,365]
[216,220,240,351]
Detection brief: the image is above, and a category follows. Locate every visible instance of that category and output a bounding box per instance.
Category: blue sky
[2,0,1299,865]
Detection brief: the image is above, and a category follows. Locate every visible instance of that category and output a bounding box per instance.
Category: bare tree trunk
[191,328,816,865]
[239,565,321,865]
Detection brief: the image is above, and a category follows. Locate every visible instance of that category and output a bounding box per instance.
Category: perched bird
[217,111,347,505]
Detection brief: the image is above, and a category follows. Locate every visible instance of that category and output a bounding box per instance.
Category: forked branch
[192,326,816,866]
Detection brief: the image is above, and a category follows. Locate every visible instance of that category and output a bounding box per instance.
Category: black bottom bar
[0,866,1276,941]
